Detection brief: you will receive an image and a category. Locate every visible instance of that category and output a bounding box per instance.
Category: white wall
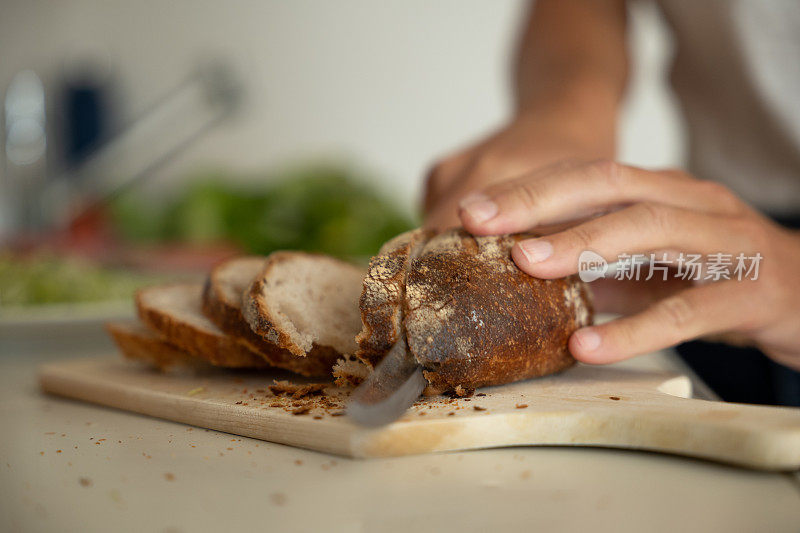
[1,0,683,213]
[620,0,685,170]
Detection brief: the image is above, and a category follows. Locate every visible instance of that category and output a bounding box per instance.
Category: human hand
[458,160,800,371]
[424,105,615,231]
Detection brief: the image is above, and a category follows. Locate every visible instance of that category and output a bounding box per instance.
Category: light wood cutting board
[38,356,800,470]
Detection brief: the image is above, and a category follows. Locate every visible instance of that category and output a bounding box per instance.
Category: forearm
[513,0,629,152]
[424,0,630,229]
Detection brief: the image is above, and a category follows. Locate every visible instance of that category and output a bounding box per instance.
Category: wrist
[514,75,622,157]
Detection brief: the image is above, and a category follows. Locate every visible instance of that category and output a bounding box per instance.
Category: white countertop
[2,328,799,533]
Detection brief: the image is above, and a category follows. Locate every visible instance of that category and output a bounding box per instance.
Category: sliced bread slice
[334,228,432,387]
[106,321,210,373]
[136,283,269,368]
[202,256,339,377]
[355,228,432,368]
[243,252,364,358]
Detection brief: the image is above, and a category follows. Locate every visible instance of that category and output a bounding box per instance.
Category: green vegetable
[110,164,416,262]
[0,253,160,306]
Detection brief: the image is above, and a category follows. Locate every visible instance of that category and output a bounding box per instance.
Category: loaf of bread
[344,228,593,395]
[108,228,591,396]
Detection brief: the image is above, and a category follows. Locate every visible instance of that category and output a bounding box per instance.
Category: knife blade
[346,336,426,427]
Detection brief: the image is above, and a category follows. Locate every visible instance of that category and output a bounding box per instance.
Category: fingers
[459,159,593,234]
[587,277,693,315]
[510,204,752,279]
[570,281,751,364]
[458,160,743,235]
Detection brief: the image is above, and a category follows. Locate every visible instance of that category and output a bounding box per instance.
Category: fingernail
[459,193,498,224]
[574,328,601,352]
[518,239,553,263]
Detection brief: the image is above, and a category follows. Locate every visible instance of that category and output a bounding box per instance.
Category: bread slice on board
[355,228,432,368]
[243,252,364,358]
[105,321,210,373]
[136,283,269,368]
[202,256,339,377]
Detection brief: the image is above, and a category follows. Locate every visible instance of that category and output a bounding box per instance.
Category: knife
[346,336,426,427]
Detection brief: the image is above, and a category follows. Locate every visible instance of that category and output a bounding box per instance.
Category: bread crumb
[448,385,475,398]
[269,380,327,399]
[473,406,486,411]
[291,406,311,416]
[79,477,92,487]
[164,473,175,481]
[515,404,528,409]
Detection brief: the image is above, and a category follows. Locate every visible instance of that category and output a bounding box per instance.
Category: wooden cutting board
[38,356,800,470]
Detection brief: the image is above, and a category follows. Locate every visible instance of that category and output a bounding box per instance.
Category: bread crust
[136,283,269,368]
[106,321,209,372]
[354,228,433,367]
[202,257,338,377]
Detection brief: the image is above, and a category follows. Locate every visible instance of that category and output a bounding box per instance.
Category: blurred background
[0,0,683,313]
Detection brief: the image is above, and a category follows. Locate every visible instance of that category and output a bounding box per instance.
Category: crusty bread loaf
[243,252,364,358]
[136,283,269,368]
[349,228,593,395]
[106,321,210,373]
[202,256,339,377]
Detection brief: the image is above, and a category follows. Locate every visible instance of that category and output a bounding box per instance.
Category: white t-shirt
[657,0,800,215]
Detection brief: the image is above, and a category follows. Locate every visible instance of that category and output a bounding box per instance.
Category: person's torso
[657,0,800,215]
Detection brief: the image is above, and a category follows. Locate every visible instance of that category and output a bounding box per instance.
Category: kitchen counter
[2,330,799,532]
